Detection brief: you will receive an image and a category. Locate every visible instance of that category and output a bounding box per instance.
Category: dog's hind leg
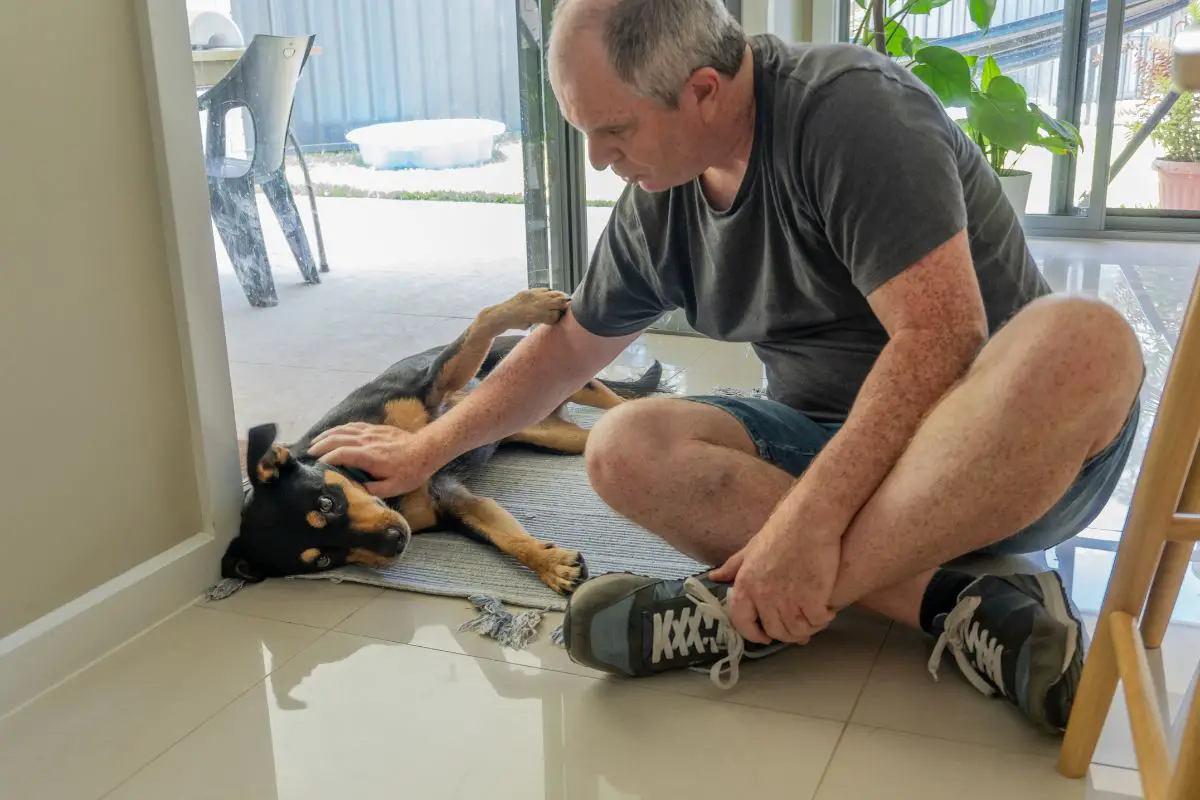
[565,379,625,411]
[439,485,587,595]
[502,415,589,454]
[424,289,570,408]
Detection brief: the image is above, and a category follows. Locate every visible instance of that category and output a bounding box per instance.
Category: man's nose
[587,136,616,171]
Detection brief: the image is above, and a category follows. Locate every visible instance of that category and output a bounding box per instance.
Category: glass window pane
[1105,3,1200,215]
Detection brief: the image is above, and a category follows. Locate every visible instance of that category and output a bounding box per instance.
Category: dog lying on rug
[222,288,663,595]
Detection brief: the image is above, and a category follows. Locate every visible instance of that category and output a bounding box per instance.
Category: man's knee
[584,397,756,508]
[585,398,675,498]
[1000,295,1142,400]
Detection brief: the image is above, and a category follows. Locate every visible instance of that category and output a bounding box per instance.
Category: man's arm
[416,309,639,467]
[764,229,986,554]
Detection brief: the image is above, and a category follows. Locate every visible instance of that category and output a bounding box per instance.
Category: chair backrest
[199,34,315,181]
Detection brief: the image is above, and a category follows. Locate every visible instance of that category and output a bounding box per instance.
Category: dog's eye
[317,496,334,513]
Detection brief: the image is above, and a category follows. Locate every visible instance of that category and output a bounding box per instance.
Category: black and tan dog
[222,288,663,595]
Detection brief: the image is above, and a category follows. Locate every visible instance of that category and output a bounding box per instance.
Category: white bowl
[345,119,507,170]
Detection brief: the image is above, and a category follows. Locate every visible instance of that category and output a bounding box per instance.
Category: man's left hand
[710,525,842,645]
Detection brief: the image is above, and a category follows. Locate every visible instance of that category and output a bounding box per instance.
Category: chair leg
[1167,664,1200,799]
[1059,615,1122,777]
[262,169,320,285]
[288,129,329,272]
[208,176,278,308]
[1142,540,1196,649]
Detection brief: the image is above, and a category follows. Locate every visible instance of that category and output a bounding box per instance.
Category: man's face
[550,37,708,193]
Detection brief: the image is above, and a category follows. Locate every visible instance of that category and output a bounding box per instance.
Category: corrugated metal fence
[230,0,523,148]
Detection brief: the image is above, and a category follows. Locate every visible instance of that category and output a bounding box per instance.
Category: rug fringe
[458,594,551,650]
[205,577,246,601]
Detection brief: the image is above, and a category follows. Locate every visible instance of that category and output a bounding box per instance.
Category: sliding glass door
[834,0,1200,235]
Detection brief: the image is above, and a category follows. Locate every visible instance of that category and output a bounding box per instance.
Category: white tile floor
[4,237,1199,798]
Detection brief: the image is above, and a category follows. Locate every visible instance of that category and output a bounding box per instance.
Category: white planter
[998,170,1033,226]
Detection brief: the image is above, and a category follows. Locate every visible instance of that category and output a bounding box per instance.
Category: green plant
[853,0,1084,174]
[1128,12,1200,163]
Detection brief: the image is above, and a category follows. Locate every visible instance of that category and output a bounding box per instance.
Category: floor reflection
[1032,238,1200,621]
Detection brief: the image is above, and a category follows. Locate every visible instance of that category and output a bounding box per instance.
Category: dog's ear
[221,537,266,583]
[246,423,292,485]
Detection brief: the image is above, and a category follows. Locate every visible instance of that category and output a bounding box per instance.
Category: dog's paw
[493,288,570,330]
[538,547,588,595]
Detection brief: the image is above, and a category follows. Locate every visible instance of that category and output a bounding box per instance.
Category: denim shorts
[683,392,1141,556]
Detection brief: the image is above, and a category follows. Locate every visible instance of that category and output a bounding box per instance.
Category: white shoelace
[649,577,746,690]
[927,595,1007,697]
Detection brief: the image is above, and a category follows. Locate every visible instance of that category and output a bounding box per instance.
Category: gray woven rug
[291,405,706,610]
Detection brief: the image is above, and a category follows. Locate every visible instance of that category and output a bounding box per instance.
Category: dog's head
[221,423,412,583]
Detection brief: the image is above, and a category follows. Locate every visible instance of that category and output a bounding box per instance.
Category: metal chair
[1056,32,1200,795]
[199,34,326,307]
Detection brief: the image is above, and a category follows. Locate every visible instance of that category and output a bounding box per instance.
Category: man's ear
[246,423,292,484]
[221,537,267,583]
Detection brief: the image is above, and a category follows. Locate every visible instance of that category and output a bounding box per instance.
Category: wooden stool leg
[1167,666,1200,800]
[1143,456,1200,649]
[1143,540,1196,649]
[1060,270,1200,779]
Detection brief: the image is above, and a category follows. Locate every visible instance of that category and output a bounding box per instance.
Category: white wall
[0,0,206,636]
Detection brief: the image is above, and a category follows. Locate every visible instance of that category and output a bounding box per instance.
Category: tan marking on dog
[255,444,290,481]
[383,398,430,432]
[567,380,624,410]
[323,471,409,533]
[305,511,327,529]
[399,485,439,531]
[443,488,584,594]
[503,416,589,454]
[300,547,321,564]
[346,548,395,569]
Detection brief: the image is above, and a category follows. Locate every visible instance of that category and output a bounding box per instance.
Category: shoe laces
[927,595,1006,697]
[649,577,745,690]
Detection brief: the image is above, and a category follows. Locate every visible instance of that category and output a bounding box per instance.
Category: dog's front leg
[439,485,587,595]
[423,288,570,408]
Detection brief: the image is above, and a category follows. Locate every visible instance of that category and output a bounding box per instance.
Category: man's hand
[710,525,841,645]
[308,423,441,497]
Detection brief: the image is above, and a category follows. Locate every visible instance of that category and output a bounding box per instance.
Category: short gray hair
[558,0,747,107]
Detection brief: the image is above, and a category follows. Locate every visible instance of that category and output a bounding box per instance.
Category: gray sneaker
[927,570,1086,734]
[561,572,788,688]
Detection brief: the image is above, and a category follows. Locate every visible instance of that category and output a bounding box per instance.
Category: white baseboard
[0,532,220,720]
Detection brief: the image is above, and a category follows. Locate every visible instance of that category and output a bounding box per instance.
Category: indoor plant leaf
[884,20,911,58]
[909,0,955,12]
[981,55,1002,92]
[1030,104,1083,150]
[912,45,974,107]
[969,0,998,30]
[967,91,1037,152]
[984,75,1029,110]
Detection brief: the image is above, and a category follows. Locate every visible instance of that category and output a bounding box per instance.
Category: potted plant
[1129,16,1200,210]
[854,2,1084,222]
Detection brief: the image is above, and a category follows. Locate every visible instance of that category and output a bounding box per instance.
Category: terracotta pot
[998,170,1032,226]
[1153,159,1200,210]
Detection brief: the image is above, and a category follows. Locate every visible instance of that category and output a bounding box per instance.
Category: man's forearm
[770,327,983,537]
[416,312,635,466]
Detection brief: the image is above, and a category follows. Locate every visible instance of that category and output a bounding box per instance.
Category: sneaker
[561,572,788,688]
[927,570,1086,734]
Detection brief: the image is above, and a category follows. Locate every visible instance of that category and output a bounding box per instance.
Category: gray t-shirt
[572,36,1050,422]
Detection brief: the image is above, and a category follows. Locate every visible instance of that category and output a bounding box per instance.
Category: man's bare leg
[584,296,1143,629]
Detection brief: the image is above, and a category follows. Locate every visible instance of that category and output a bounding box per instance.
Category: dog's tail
[597,360,671,398]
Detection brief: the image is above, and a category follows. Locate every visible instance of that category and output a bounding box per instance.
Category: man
[310,0,1144,734]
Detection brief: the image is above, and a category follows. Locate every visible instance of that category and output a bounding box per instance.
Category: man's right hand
[308,423,442,497]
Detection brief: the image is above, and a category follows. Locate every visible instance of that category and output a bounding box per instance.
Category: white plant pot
[998,170,1033,226]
